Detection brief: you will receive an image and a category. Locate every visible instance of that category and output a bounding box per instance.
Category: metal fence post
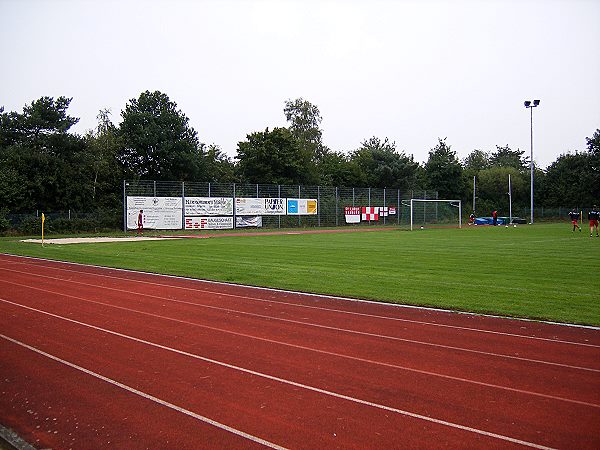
[317,186,321,227]
[181,181,185,230]
[122,180,127,231]
[335,187,339,227]
[383,188,386,225]
[233,183,236,229]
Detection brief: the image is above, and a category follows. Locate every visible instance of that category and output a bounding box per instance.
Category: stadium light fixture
[524,99,540,224]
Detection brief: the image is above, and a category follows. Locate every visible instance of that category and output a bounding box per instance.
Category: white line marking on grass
[2,286,598,409]
[2,268,600,374]
[2,255,599,345]
[0,334,288,450]
[0,303,557,450]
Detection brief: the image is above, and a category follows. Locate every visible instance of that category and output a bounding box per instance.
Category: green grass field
[1,223,599,326]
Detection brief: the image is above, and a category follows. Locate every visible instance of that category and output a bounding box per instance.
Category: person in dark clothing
[568,208,582,232]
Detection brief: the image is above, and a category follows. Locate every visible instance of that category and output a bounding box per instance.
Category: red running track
[0,254,599,449]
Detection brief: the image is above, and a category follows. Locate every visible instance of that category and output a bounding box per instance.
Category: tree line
[1,91,598,217]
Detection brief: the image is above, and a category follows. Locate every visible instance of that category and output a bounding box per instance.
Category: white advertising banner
[235,197,286,215]
[184,197,233,216]
[184,216,234,230]
[127,197,182,230]
[236,216,263,228]
[286,198,318,215]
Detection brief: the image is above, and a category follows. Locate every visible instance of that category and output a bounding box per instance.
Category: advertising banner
[361,207,379,221]
[235,197,286,215]
[344,206,361,224]
[184,216,234,230]
[287,198,318,215]
[185,197,233,216]
[236,216,263,228]
[127,197,182,230]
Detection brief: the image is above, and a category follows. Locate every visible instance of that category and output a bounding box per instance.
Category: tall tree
[83,109,122,207]
[0,96,87,211]
[586,128,600,200]
[118,90,201,180]
[349,137,419,190]
[283,98,324,183]
[201,143,236,182]
[462,149,490,174]
[236,127,311,185]
[489,145,528,171]
[424,138,465,198]
[543,152,594,207]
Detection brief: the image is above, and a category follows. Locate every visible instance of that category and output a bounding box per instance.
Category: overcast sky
[1,0,599,168]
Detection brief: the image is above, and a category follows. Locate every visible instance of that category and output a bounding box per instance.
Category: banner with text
[344,206,361,224]
[287,198,318,215]
[184,216,234,230]
[185,197,233,216]
[235,197,286,215]
[127,197,182,230]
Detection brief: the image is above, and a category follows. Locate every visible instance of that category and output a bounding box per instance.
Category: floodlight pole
[524,99,540,224]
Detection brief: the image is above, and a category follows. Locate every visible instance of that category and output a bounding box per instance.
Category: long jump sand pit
[21,236,179,245]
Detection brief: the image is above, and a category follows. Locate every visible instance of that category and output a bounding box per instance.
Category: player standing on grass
[569,208,582,232]
[137,209,144,235]
[588,205,599,237]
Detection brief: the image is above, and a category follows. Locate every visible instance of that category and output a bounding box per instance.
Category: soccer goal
[408,199,462,230]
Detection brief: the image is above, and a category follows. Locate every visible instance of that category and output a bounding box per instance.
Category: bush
[0,210,10,233]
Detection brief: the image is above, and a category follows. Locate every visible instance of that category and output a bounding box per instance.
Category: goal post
[410,199,462,230]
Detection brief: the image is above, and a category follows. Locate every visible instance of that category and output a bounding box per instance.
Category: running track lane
[0,255,598,449]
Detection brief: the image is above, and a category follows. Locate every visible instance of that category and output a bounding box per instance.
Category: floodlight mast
[524,99,540,224]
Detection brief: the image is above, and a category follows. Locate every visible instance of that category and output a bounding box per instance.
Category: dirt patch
[21,236,179,245]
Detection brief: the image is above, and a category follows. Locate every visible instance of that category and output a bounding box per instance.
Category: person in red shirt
[568,208,582,232]
[588,206,599,237]
[492,209,498,226]
[137,209,144,235]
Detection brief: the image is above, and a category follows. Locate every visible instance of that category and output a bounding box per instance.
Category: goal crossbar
[410,199,462,230]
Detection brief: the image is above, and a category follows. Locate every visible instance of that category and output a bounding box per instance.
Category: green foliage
[201,144,237,182]
[489,145,528,171]
[424,138,465,198]
[118,91,201,181]
[236,127,312,185]
[475,166,526,215]
[349,137,419,190]
[0,209,10,233]
[543,152,595,207]
[462,149,490,175]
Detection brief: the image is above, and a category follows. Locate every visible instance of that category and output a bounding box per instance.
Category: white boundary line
[0,333,287,450]
[1,254,599,337]
[3,286,599,407]
[0,305,556,450]
[2,274,599,375]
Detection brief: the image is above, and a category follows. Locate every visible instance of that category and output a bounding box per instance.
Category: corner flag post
[41,213,45,247]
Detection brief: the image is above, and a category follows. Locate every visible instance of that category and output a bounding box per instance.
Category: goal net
[406,199,462,230]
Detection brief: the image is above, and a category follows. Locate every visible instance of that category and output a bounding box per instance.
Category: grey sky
[1,0,599,169]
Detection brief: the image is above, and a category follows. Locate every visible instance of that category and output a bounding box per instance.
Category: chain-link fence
[123,180,441,230]
[2,179,593,234]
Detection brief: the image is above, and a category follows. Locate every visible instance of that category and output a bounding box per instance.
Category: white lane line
[1,274,598,374]
[0,334,287,450]
[2,288,598,409]
[0,302,556,450]
[1,257,598,347]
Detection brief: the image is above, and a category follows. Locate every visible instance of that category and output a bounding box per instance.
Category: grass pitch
[1,223,598,326]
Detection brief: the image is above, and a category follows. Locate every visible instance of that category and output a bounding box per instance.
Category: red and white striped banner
[361,207,379,221]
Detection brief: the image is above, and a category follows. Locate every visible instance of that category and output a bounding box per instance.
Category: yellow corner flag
[41,213,45,246]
